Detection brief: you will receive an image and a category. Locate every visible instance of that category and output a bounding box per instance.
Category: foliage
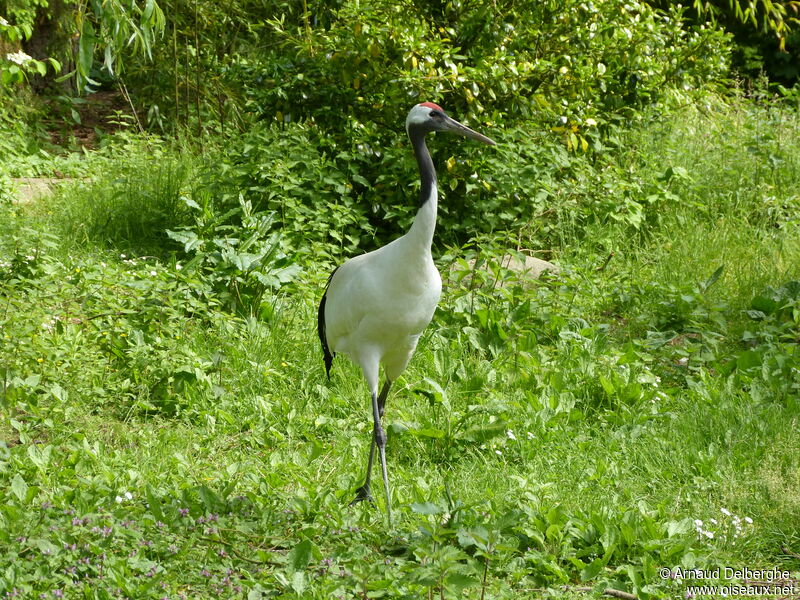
[87,0,736,135]
[1,0,800,593]
[690,0,800,50]
[0,7,60,86]
[205,122,374,256]
[167,195,302,316]
[3,93,800,598]
[73,0,166,92]
[249,0,730,129]
[47,134,195,251]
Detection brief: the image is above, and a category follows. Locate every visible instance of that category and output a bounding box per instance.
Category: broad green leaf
[290,571,306,595]
[288,539,315,572]
[78,20,96,80]
[580,557,606,581]
[445,572,480,593]
[410,427,445,439]
[410,502,443,515]
[11,473,28,503]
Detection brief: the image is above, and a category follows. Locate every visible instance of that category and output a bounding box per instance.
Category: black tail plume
[317,267,339,379]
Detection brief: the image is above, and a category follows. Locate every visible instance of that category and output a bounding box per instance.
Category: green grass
[1,96,799,599]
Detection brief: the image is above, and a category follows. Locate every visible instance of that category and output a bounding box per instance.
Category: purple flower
[16,536,26,543]
[53,592,64,599]
[207,513,219,523]
[102,526,113,537]
[178,508,189,517]
[156,521,166,529]
[200,568,211,577]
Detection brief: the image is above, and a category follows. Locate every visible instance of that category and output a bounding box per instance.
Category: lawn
[1,97,799,599]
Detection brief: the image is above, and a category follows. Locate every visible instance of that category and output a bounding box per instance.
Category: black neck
[409,126,437,207]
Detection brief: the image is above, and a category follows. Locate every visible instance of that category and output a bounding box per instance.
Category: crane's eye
[429,110,442,118]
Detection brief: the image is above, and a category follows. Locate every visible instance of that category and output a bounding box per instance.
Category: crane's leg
[351,379,392,517]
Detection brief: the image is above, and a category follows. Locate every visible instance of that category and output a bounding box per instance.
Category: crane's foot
[350,484,375,507]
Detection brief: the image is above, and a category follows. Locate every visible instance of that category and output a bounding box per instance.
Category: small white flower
[120,254,126,259]
[527,431,534,440]
[744,516,753,524]
[175,263,182,270]
[677,357,689,366]
[6,51,32,65]
[124,491,133,500]
[115,495,123,503]
[694,519,703,527]
[585,118,597,127]
[720,507,731,516]
[495,449,502,456]
[149,270,157,276]
[704,530,714,539]
[0,17,9,26]
[710,518,717,525]
[506,429,516,441]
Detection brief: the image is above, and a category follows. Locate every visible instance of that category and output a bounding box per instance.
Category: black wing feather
[317,266,339,379]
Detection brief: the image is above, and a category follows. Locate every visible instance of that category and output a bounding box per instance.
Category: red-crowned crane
[317,103,495,525]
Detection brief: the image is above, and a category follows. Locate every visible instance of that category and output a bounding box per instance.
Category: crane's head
[406,102,495,145]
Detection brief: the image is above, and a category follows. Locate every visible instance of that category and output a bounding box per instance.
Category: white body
[324,196,441,391]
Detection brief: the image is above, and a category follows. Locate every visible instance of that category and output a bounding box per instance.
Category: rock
[447,253,559,290]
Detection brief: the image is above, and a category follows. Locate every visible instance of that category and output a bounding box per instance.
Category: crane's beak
[444,115,496,146]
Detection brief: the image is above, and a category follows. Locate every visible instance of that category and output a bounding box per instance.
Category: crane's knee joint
[373,425,387,448]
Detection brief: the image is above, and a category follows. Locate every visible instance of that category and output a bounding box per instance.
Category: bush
[50,135,196,252]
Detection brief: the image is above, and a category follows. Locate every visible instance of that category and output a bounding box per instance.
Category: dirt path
[11,177,74,204]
